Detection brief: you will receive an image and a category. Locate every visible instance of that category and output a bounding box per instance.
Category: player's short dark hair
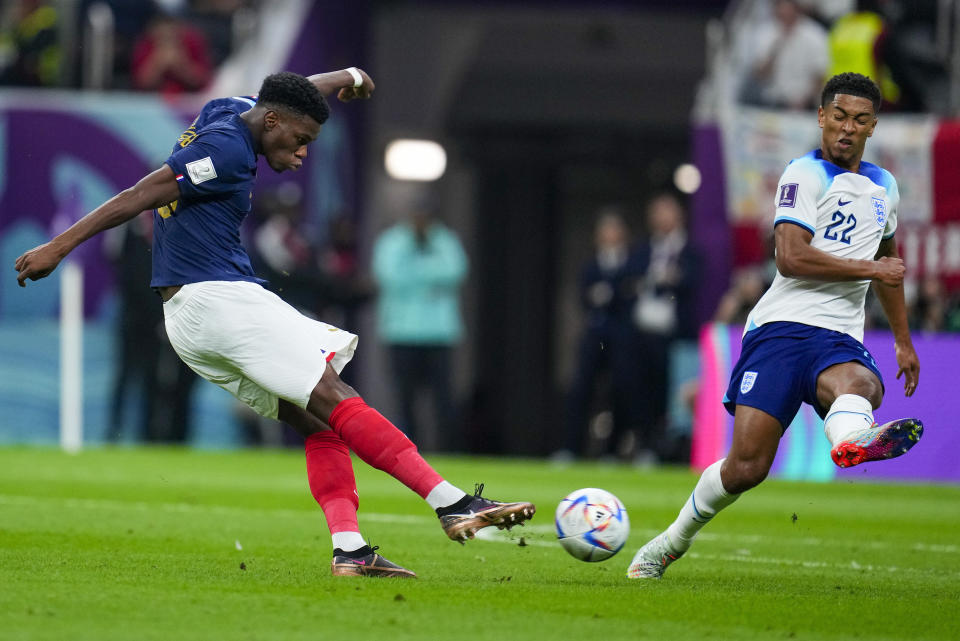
[257,71,329,125]
[821,72,882,114]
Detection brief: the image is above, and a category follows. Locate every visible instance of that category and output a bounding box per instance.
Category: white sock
[425,481,467,510]
[665,459,740,552]
[331,531,366,552]
[823,394,875,446]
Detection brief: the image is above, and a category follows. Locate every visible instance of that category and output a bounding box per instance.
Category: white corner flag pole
[60,261,84,453]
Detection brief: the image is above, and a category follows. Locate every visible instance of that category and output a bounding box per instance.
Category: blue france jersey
[150,96,262,288]
[745,149,899,342]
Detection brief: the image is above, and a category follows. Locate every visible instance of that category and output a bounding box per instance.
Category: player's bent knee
[307,367,359,422]
[845,376,883,409]
[278,399,330,437]
[723,457,771,493]
[819,363,884,409]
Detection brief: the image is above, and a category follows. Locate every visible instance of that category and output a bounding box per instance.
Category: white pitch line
[1,493,957,562]
[475,529,957,577]
[474,528,555,548]
[0,492,312,519]
[685,551,901,573]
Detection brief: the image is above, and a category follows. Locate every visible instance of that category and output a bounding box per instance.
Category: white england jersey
[745,149,899,343]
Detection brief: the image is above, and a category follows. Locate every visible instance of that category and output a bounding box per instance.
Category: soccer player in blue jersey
[15,68,534,578]
[626,72,923,579]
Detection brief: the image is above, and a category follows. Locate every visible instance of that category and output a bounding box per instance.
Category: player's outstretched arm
[15,165,180,287]
[306,68,374,102]
[774,223,905,284]
[871,237,919,396]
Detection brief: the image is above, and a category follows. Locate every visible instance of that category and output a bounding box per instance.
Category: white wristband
[346,67,363,88]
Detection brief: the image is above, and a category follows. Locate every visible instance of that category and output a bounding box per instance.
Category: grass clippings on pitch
[1,447,958,641]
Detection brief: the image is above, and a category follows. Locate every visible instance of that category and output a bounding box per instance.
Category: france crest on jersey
[745,149,899,343]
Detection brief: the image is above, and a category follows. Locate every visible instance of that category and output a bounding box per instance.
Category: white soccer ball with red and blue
[555,487,630,562]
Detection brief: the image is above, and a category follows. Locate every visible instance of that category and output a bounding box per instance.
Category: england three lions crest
[872,197,886,227]
[740,371,758,394]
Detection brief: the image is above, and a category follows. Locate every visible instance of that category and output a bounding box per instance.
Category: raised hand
[337,68,375,102]
[14,242,63,287]
[894,341,920,397]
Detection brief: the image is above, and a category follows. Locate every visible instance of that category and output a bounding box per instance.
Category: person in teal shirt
[372,202,468,449]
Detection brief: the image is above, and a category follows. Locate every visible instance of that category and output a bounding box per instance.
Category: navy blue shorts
[722,321,884,431]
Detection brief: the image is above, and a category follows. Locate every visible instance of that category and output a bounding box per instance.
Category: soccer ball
[554,488,630,562]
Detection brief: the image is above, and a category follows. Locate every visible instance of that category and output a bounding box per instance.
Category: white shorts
[162,280,358,419]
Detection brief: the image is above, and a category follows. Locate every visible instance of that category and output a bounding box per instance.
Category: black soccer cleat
[438,483,536,543]
[330,545,416,578]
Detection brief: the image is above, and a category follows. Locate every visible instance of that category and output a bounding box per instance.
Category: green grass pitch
[1,447,958,641]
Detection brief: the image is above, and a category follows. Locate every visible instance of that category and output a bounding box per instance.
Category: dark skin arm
[306,68,375,102]
[871,236,920,396]
[774,222,905,285]
[16,69,373,287]
[15,165,181,287]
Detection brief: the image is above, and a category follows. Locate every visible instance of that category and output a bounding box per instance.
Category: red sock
[304,430,360,534]
[328,397,443,498]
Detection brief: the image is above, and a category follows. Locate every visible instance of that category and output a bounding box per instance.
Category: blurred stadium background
[0,0,958,484]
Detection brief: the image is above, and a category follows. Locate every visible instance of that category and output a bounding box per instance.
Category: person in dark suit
[632,192,702,462]
[558,208,645,460]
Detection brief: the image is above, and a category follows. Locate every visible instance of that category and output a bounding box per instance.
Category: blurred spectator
[868,275,960,334]
[154,0,189,15]
[250,183,322,315]
[715,234,776,326]
[880,0,950,113]
[556,208,644,462]
[911,275,950,332]
[317,214,374,332]
[740,0,828,110]
[802,0,855,26]
[250,185,374,327]
[0,0,61,87]
[103,211,197,443]
[104,212,161,442]
[186,0,249,67]
[372,201,468,451]
[131,11,213,96]
[633,192,701,463]
[79,0,157,90]
[949,297,960,333]
[827,1,906,110]
[714,266,770,326]
[824,0,950,113]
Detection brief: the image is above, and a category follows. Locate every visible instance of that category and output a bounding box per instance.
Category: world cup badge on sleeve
[872,197,886,227]
[740,371,758,394]
[778,183,798,208]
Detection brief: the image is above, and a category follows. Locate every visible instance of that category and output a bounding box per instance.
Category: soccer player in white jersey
[626,72,922,579]
[14,69,535,578]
